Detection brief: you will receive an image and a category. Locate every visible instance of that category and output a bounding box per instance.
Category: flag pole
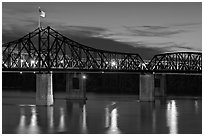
[38,15,41,28]
[38,7,41,28]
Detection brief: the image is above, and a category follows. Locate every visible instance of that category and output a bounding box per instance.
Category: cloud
[55,32,163,59]
[139,25,169,30]
[124,25,186,37]
[56,25,107,38]
[3,23,162,59]
[2,18,39,43]
[163,45,195,52]
[49,24,201,54]
[2,20,201,60]
[171,22,201,27]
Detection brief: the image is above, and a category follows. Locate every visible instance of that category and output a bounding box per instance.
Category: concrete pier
[139,74,155,101]
[36,73,53,106]
[154,74,166,97]
[66,73,86,100]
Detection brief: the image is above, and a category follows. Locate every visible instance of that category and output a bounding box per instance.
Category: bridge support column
[154,74,166,97]
[66,73,86,100]
[36,73,54,106]
[139,74,155,102]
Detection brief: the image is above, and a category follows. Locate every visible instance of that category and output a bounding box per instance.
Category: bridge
[2,26,202,105]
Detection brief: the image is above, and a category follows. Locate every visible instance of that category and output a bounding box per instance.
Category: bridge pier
[36,73,54,106]
[154,74,166,97]
[139,74,155,102]
[66,73,86,100]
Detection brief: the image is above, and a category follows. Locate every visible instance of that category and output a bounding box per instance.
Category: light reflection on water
[47,106,54,133]
[81,104,88,133]
[166,100,178,134]
[16,107,26,133]
[17,106,41,134]
[194,100,199,114]
[58,107,65,132]
[2,93,202,134]
[105,102,121,134]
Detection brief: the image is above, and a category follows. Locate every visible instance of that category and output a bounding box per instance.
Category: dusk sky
[2,2,202,59]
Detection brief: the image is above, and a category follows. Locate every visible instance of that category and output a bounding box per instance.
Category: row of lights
[19,59,119,66]
[19,72,87,80]
[18,59,117,76]
[20,71,36,74]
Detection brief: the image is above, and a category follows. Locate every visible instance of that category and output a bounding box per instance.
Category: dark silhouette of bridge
[2,26,202,105]
[2,26,202,73]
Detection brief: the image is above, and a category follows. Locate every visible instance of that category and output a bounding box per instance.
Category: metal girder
[2,26,202,73]
[147,52,202,73]
[2,26,146,72]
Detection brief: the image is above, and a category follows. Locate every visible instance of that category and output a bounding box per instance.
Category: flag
[39,7,46,18]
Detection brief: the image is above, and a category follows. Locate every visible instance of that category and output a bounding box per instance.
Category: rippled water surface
[2,92,202,134]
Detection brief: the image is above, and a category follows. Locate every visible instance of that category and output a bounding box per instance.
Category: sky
[2,2,202,59]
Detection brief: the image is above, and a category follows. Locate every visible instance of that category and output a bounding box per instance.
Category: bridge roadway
[2,26,202,105]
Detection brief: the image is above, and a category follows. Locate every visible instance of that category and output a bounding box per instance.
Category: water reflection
[139,102,156,133]
[194,100,199,114]
[105,102,121,134]
[47,106,54,133]
[58,107,66,132]
[81,104,87,133]
[27,106,40,133]
[16,107,27,133]
[3,93,201,134]
[152,106,156,133]
[105,107,110,128]
[17,106,40,133]
[166,100,178,134]
[66,100,87,133]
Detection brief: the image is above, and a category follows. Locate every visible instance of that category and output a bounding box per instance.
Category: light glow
[82,75,87,79]
[58,107,65,132]
[111,60,117,67]
[166,100,178,134]
[27,106,40,133]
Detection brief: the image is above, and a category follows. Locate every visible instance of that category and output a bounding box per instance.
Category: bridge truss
[2,26,146,72]
[2,26,202,73]
[148,52,202,73]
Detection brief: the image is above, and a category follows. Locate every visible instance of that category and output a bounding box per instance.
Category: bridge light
[82,74,87,79]
[20,71,22,74]
[31,60,35,64]
[31,60,35,67]
[111,60,117,67]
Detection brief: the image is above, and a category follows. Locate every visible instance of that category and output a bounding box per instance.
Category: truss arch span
[2,26,146,72]
[147,52,202,73]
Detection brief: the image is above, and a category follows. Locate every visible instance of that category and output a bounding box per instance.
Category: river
[2,91,202,134]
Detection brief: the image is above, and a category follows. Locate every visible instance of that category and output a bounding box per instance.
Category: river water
[2,91,202,134]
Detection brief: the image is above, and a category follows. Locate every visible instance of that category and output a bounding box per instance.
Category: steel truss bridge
[2,26,202,74]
